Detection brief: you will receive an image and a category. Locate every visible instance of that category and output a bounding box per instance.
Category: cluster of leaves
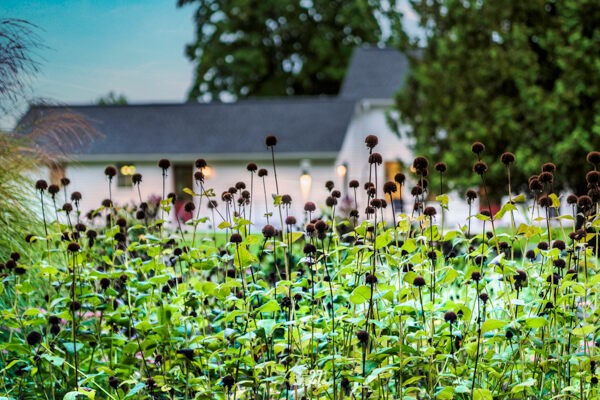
[1,137,600,400]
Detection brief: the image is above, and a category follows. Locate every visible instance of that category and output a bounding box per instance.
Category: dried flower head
[184,202,195,213]
[356,330,369,344]
[26,331,42,346]
[413,276,426,287]
[444,311,457,324]
[158,159,171,170]
[541,162,556,173]
[500,152,515,165]
[349,179,359,188]
[383,181,397,194]
[285,216,297,225]
[48,184,60,196]
[258,168,268,177]
[434,162,447,173]
[35,179,48,191]
[466,189,478,204]
[265,135,277,147]
[195,159,207,169]
[412,156,428,172]
[587,151,600,167]
[104,166,117,178]
[539,171,553,184]
[230,233,242,244]
[423,206,437,217]
[60,177,70,187]
[262,224,276,238]
[473,161,488,175]
[281,194,292,204]
[566,194,578,205]
[132,173,142,185]
[325,181,335,192]
[538,196,552,208]
[368,153,383,165]
[587,171,600,185]
[365,134,378,149]
[578,195,593,210]
[304,202,316,212]
[529,178,543,192]
[471,141,485,155]
[246,162,257,172]
[394,173,406,185]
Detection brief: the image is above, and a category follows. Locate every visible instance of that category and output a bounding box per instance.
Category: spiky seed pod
[325,196,337,207]
[235,181,246,190]
[48,184,60,196]
[325,181,335,192]
[444,311,457,324]
[35,179,48,191]
[466,189,478,204]
[566,194,578,205]
[473,161,488,175]
[500,152,515,165]
[538,196,552,208]
[471,141,485,155]
[413,276,426,287]
[412,156,428,172]
[285,216,297,226]
[368,153,383,165]
[26,331,42,346]
[331,190,341,199]
[394,173,406,185]
[222,375,235,391]
[304,202,316,212]
[423,206,437,217]
[60,177,70,187]
[195,159,207,169]
[529,179,543,192]
[104,166,117,178]
[587,171,600,185]
[158,159,171,170]
[184,202,195,213]
[230,233,242,244]
[434,162,447,173]
[578,195,593,210]
[262,224,276,238]
[281,194,292,205]
[349,209,359,218]
[541,162,556,173]
[67,242,80,253]
[552,240,566,250]
[356,330,369,344]
[553,259,566,269]
[383,181,397,194]
[365,273,378,285]
[525,250,536,260]
[365,134,378,149]
[303,244,316,254]
[471,271,482,282]
[349,179,359,188]
[587,151,600,166]
[539,171,553,184]
[315,220,328,233]
[131,173,142,185]
[246,162,257,172]
[538,241,549,250]
[265,135,277,147]
[411,186,423,196]
[370,198,382,208]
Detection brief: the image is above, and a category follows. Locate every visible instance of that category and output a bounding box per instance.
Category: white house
[21,46,471,229]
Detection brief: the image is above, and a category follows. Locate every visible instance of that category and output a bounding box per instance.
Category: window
[384,160,405,213]
[117,164,136,187]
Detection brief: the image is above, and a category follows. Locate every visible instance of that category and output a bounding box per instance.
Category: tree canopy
[96,91,128,105]
[177,0,404,100]
[394,0,600,199]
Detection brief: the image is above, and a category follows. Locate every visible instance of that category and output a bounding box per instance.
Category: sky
[1,0,421,129]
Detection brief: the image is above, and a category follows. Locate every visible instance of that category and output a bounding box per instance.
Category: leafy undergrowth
[1,137,599,400]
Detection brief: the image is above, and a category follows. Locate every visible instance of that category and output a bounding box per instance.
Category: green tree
[394,0,600,199]
[96,91,128,105]
[177,0,404,100]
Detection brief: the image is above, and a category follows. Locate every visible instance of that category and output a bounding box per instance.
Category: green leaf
[549,193,560,208]
[524,317,547,329]
[572,325,595,336]
[62,342,84,354]
[481,319,507,333]
[436,194,449,208]
[511,378,536,393]
[183,187,198,197]
[64,389,95,399]
[495,202,517,220]
[289,232,304,243]
[217,221,231,229]
[256,300,280,313]
[473,388,492,400]
[349,285,372,305]
[41,354,65,367]
[401,239,417,253]
[123,383,146,399]
[375,231,393,249]
[233,245,257,268]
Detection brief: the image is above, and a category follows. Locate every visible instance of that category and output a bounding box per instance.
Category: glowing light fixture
[120,165,136,175]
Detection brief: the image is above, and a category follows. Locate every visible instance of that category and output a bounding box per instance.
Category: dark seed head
[529,178,543,192]
[365,273,378,285]
[537,241,549,251]
[538,196,552,208]
[303,244,316,254]
[541,162,556,172]
[325,181,335,192]
[383,181,397,194]
[412,156,428,172]
[365,135,378,149]
[158,159,171,170]
[587,151,600,166]
[265,135,278,147]
[258,168,268,177]
[413,276,426,287]
[285,216,297,226]
[356,330,369,344]
[195,159,207,169]
[552,240,566,250]
[60,177,70,187]
[349,179,359,188]
[304,202,316,212]
[478,292,489,303]
[500,152,515,165]
[184,201,195,213]
[423,206,436,217]
[26,331,42,346]
[368,153,383,165]
[578,195,593,210]
[539,171,553,184]
[466,189,478,204]
[67,242,80,253]
[246,162,257,172]
[262,224,276,238]
[473,161,488,175]
[230,233,242,244]
[222,375,235,390]
[104,166,117,178]
[471,141,485,154]
[434,162,447,173]
[471,271,482,282]
[35,179,48,191]
[48,184,60,196]
[394,173,406,185]
[131,173,142,185]
[444,311,457,324]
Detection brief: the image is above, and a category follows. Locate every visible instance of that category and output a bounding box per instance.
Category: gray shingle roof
[339,46,409,100]
[23,98,356,158]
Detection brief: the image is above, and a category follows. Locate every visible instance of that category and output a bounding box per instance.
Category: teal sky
[1,0,195,125]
